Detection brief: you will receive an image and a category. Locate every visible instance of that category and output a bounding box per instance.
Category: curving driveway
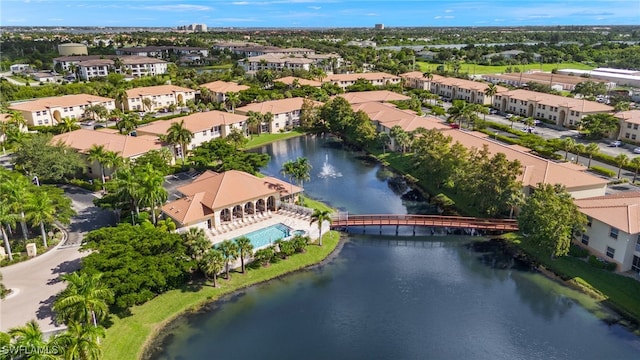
[0,186,115,333]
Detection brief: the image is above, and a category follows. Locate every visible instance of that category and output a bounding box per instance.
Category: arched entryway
[267,196,276,211]
[527,104,534,117]
[256,199,266,213]
[53,110,62,123]
[177,94,184,105]
[232,205,243,220]
[558,110,566,126]
[244,202,255,215]
[501,98,507,112]
[220,208,231,222]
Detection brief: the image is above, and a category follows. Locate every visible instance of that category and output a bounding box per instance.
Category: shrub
[587,255,617,271]
[589,166,616,178]
[568,244,590,258]
[291,235,309,253]
[254,247,275,266]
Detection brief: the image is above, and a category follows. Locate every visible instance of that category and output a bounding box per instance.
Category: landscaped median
[101,231,341,360]
[503,233,640,329]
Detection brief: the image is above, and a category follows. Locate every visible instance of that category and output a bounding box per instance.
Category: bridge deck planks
[330,214,518,231]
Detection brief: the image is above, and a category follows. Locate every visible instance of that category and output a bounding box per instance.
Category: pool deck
[206,211,329,248]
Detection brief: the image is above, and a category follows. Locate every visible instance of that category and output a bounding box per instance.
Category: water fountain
[318,153,342,178]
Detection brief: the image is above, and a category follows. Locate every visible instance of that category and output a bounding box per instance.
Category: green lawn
[192,64,234,70]
[299,195,335,213]
[417,61,595,75]
[244,131,305,149]
[101,231,341,360]
[503,233,640,325]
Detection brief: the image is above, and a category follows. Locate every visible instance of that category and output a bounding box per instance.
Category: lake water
[150,135,640,359]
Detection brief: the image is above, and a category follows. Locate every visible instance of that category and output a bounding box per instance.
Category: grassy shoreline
[102,231,341,360]
[244,130,305,149]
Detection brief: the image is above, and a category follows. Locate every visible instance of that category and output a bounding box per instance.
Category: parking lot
[163,170,202,200]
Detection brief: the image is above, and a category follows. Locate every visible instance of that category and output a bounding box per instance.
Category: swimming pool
[235,223,292,249]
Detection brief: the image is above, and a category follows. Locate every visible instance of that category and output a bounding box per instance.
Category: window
[628,123,632,129]
[635,124,639,130]
[633,135,637,140]
[632,256,640,273]
[587,217,592,227]
[636,235,640,252]
[610,227,619,239]
[606,246,615,259]
[581,234,589,245]
[626,133,631,139]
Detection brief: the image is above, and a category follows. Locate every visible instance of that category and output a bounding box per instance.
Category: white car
[633,147,640,154]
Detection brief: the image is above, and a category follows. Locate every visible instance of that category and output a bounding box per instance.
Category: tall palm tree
[234,236,253,274]
[561,137,576,161]
[1,174,31,240]
[114,88,128,111]
[142,98,153,112]
[117,113,138,135]
[102,150,123,180]
[262,112,274,134]
[630,157,640,183]
[183,228,210,269]
[56,321,105,360]
[217,240,238,280]
[446,100,469,126]
[615,153,629,179]
[584,143,599,168]
[165,120,193,166]
[136,164,167,224]
[83,104,108,122]
[292,157,312,189]
[8,110,27,129]
[310,209,332,246]
[25,190,56,248]
[109,165,140,223]
[225,92,241,114]
[87,144,108,190]
[573,143,586,164]
[0,201,18,261]
[53,272,113,327]
[484,83,498,103]
[203,248,224,287]
[246,111,262,137]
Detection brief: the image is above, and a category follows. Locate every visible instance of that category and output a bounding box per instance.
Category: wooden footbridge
[330,213,518,233]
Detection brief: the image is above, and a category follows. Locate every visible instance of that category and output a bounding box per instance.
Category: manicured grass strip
[101,231,341,360]
[299,195,335,213]
[417,61,595,75]
[244,131,305,149]
[503,233,640,323]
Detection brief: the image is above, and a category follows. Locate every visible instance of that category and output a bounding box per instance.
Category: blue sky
[2,0,639,28]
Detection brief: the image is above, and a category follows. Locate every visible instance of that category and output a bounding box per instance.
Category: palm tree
[56,320,105,360]
[25,190,56,248]
[246,111,262,137]
[165,120,193,166]
[234,236,253,274]
[614,153,629,178]
[8,110,27,129]
[390,125,410,153]
[573,143,586,164]
[117,113,138,135]
[83,104,108,122]
[217,240,238,280]
[109,165,140,223]
[505,191,525,219]
[8,320,52,358]
[584,143,600,168]
[225,92,241,114]
[630,157,640,183]
[310,209,332,246]
[114,88,128,111]
[1,174,31,239]
[0,201,18,261]
[87,144,108,190]
[60,116,80,133]
[53,272,113,327]
[484,83,498,103]
[102,150,123,180]
[203,248,224,287]
[142,97,153,112]
[561,137,576,161]
[262,112,274,134]
[292,157,312,189]
[137,164,167,224]
[378,131,391,154]
[183,227,210,268]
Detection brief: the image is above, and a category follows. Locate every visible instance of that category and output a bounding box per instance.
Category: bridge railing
[330,214,518,230]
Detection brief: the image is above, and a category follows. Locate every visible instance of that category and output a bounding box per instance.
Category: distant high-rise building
[177,23,208,32]
[375,24,385,30]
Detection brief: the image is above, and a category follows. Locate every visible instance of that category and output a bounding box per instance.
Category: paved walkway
[0,187,114,332]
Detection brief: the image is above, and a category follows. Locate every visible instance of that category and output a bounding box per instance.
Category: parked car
[93,124,105,130]
[505,114,514,119]
[609,140,622,147]
[633,147,640,154]
[489,109,498,115]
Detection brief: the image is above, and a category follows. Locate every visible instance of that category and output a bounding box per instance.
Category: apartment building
[136,111,248,152]
[616,110,640,143]
[275,76,322,88]
[51,128,163,178]
[125,85,196,112]
[574,193,640,273]
[8,94,116,127]
[482,72,616,92]
[214,44,314,57]
[200,81,250,103]
[53,55,168,80]
[324,72,401,90]
[337,90,410,104]
[239,54,315,73]
[493,89,614,127]
[236,97,316,133]
[401,71,508,105]
[115,46,209,58]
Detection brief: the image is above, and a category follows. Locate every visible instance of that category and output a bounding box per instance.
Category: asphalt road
[0,186,115,333]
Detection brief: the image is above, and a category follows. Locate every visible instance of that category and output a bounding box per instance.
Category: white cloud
[232,1,250,4]
[308,6,321,10]
[434,16,441,19]
[444,9,453,13]
[48,18,64,21]
[366,13,377,16]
